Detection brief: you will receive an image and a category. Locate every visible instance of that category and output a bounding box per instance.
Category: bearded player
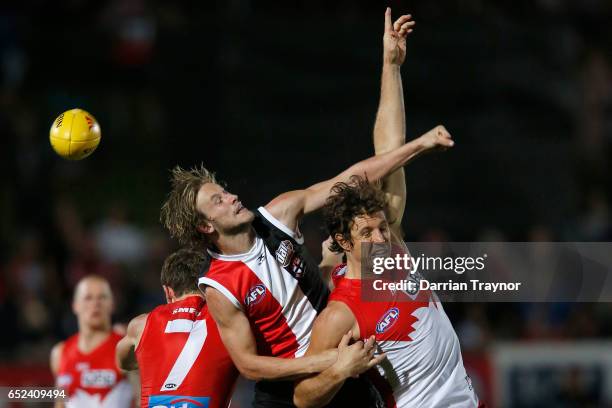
[116,248,239,408]
[50,276,133,408]
[160,8,452,407]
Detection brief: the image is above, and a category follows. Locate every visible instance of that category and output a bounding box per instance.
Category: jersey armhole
[134,313,152,354]
[199,277,244,311]
[257,206,304,244]
[329,298,366,339]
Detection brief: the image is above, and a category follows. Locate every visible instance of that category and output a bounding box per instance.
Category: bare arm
[116,314,147,371]
[265,136,431,231]
[294,302,385,408]
[375,10,414,238]
[319,237,343,289]
[50,342,65,408]
[206,288,337,382]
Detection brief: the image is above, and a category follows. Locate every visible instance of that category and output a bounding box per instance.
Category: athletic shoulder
[50,341,65,375]
[309,301,356,352]
[127,313,148,340]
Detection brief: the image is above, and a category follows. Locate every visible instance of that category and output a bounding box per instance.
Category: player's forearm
[346,136,425,183]
[373,64,405,154]
[294,366,347,408]
[238,352,335,382]
[116,337,138,371]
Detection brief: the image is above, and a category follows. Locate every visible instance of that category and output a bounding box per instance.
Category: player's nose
[372,229,386,242]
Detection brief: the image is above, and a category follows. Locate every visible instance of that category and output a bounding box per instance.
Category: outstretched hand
[383,8,415,66]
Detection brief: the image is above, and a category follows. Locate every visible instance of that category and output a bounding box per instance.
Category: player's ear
[197,221,214,235]
[334,233,353,252]
[162,285,174,303]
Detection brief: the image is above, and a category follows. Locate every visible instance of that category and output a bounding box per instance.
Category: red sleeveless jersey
[56,331,132,407]
[136,295,238,408]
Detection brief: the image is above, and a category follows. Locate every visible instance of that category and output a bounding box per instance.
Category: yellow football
[49,109,101,160]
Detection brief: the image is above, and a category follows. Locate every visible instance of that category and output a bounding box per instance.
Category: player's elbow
[235,361,264,382]
[293,392,318,408]
[293,393,306,408]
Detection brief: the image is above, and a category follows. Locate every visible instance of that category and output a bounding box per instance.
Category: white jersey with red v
[330,265,482,408]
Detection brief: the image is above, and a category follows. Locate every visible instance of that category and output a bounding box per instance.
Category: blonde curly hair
[160,164,219,247]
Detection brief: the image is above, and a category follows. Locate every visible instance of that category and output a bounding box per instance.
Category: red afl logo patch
[376,307,400,334]
[245,284,266,307]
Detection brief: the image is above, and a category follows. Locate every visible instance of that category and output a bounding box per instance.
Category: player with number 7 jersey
[136,295,237,407]
[116,249,239,408]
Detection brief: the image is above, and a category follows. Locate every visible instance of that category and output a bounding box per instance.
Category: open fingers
[393,14,412,32]
[339,330,352,348]
[364,336,376,352]
[399,20,416,36]
[368,353,388,368]
[384,7,393,33]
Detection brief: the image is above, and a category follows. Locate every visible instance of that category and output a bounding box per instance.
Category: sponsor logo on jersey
[275,240,294,267]
[291,255,305,278]
[376,307,400,334]
[172,307,197,315]
[245,284,266,307]
[148,395,209,408]
[57,374,72,388]
[81,369,117,388]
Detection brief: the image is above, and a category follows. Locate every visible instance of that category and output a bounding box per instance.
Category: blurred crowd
[0,2,611,404]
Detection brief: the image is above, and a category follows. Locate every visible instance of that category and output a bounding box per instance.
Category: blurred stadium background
[1,1,611,407]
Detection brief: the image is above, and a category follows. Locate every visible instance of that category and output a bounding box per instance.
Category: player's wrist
[328,362,350,381]
[382,60,402,69]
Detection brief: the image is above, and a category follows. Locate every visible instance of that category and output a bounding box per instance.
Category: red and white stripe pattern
[199,212,318,358]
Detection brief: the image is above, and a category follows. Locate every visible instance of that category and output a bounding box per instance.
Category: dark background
[1,1,611,406]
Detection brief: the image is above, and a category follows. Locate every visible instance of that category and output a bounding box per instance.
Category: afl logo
[376,307,400,334]
[275,240,294,267]
[245,284,266,307]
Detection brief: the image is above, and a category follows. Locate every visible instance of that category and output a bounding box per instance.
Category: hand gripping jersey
[329,265,481,408]
[136,295,238,408]
[56,332,132,408]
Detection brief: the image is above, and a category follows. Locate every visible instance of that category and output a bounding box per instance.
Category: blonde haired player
[50,276,133,408]
[160,7,452,407]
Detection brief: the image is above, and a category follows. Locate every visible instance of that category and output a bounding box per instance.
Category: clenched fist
[418,125,455,151]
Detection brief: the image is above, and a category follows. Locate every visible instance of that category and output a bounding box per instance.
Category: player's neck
[173,293,203,303]
[214,226,256,255]
[78,325,110,353]
[345,256,363,279]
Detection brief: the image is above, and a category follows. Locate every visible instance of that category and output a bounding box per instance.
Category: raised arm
[116,313,147,371]
[294,302,385,408]
[205,287,337,381]
[375,9,414,237]
[265,126,453,231]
